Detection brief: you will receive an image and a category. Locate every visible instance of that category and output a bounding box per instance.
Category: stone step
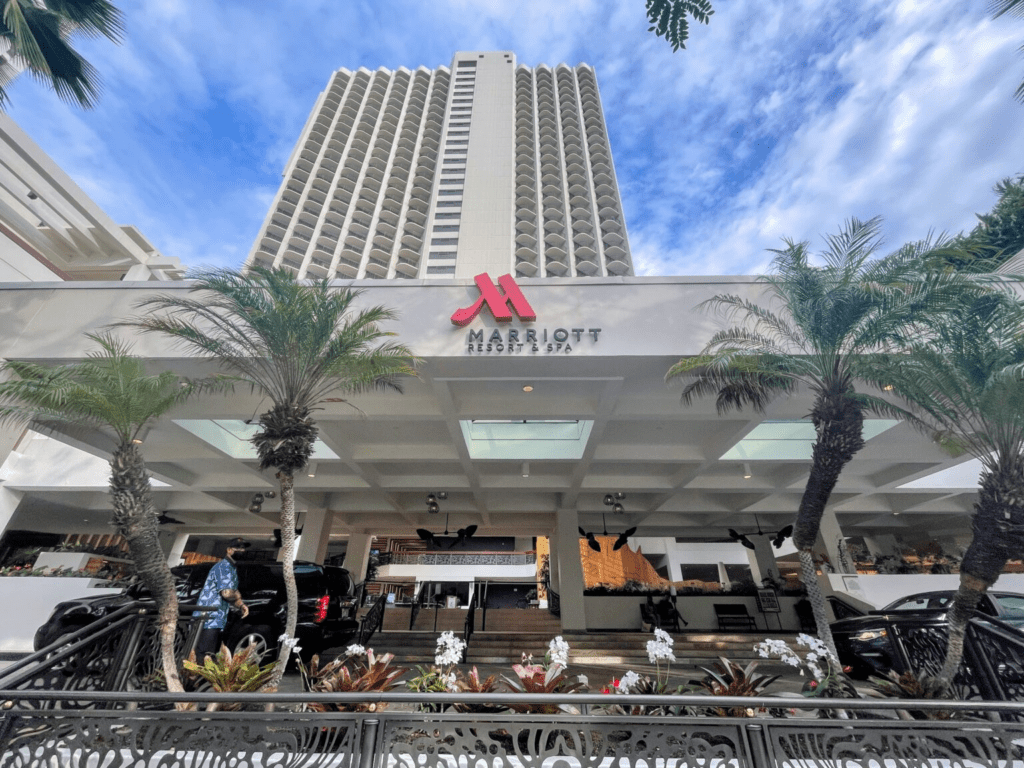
[360,629,807,667]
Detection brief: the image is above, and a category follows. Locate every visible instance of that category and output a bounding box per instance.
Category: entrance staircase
[366,627,805,670]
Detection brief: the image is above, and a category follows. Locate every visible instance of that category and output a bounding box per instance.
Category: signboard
[756,588,781,614]
[451,272,603,355]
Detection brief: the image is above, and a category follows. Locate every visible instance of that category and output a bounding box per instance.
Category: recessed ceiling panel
[175,419,339,460]
[720,419,900,461]
[460,419,594,460]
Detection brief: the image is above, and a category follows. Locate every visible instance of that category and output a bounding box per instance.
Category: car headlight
[854,629,887,641]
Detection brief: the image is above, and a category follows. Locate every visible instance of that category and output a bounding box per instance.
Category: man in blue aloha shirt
[194,537,250,656]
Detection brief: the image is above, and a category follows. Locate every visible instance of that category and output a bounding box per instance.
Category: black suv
[832,590,1024,678]
[34,560,359,661]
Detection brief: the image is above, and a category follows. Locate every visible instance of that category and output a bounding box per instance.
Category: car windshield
[996,595,1024,619]
[887,594,953,611]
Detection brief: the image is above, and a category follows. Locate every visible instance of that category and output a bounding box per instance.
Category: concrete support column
[547,534,560,592]
[345,533,374,584]
[164,532,189,567]
[746,535,781,585]
[0,486,24,542]
[811,507,854,574]
[863,534,899,560]
[717,561,731,590]
[555,509,586,631]
[296,509,334,564]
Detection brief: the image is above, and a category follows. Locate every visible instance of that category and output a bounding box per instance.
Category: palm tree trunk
[935,463,1024,691]
[266,470,298,690]
[109,442,184,694]
[791,390,865,658]
[798,548,840,661]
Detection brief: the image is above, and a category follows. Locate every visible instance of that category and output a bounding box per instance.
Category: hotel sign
[451,273,601,355]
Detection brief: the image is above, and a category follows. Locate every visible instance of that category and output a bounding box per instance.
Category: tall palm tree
[126,266,416,688]
[666,218,981,657]
[861,291,1024,692]
[991,0,1024,102]
[0,0,123,109]
[0,333,222,694]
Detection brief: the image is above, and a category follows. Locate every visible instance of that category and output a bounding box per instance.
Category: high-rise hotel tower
[245,51,633,280]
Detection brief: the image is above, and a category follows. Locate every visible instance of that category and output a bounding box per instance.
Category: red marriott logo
[450,273,537,327]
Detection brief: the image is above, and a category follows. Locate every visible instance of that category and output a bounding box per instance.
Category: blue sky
[6,0,1024,276]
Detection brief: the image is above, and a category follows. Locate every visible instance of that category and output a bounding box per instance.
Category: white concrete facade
[244,52,632,282]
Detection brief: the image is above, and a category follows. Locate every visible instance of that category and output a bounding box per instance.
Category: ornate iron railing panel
[376,712,754,768]
[5,692,1024,768]
[0,708,363,768]
[389,552,536,566]
[762,718,1024,766]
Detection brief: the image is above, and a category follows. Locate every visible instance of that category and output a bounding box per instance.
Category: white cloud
[0,0,1020,276]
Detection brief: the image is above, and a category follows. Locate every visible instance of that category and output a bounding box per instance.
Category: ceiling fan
[157,512,184,525]
[417,513,477,549]
[727,515,794,550]
[579,513,637,553]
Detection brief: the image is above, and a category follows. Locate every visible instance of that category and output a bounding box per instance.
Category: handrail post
[744,722,771,768]
[358,717,380,768]
[108,606,150,695]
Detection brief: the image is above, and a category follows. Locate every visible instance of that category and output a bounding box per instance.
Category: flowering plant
[600,633,690,715]
[299,646,405,712]
[694,657,781,717]
[406,631,466,711]
[502,636,586,714]
[754,634,857,700]
[182,643,275,710]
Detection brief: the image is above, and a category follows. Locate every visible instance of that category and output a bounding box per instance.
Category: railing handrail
[1,687,1022,713]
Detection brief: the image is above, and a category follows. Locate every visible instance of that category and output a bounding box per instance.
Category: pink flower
[808,680,818,689]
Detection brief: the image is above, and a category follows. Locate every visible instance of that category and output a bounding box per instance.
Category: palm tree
[645,0,714,51]
[666,218,981,658]
[991,0,1024,102]
[0,0,123,109]
[126,266,416,688]
[0,333,222,694]
[861,291,1024,692]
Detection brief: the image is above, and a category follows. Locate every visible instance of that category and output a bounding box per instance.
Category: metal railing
[0,602,205,706]
[356,593,387,647]
[387,551,536,566]
[3,689,1024,767]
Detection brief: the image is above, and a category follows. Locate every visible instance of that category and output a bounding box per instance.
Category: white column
[165,533,189,567]
[717,561,731,590]
[746,535,781,584]
[555,509,586,631]
[296,509,334,564]
[547,533,560,592]
[345,533,374,583]
[863,534,898,560]
[0,486,23,541]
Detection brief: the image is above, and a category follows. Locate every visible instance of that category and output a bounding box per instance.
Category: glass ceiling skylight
[720,419,900,461]
[174,420,339,460]
[460,419,594,460]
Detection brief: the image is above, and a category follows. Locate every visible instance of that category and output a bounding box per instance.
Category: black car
[832,590,1024,678]
[34,560,359,662]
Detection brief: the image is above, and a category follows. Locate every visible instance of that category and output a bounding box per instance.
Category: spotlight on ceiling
[307,462,317,478]
[883,384,894,392]
[522,384,534,392]
[603,494,614,506]
[612,503,624,515]
[743,463,752,479]
[521,461,530,477]
[426,491,446,515]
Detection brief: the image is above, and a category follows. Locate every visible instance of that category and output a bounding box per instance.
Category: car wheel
[230,624,275,663]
